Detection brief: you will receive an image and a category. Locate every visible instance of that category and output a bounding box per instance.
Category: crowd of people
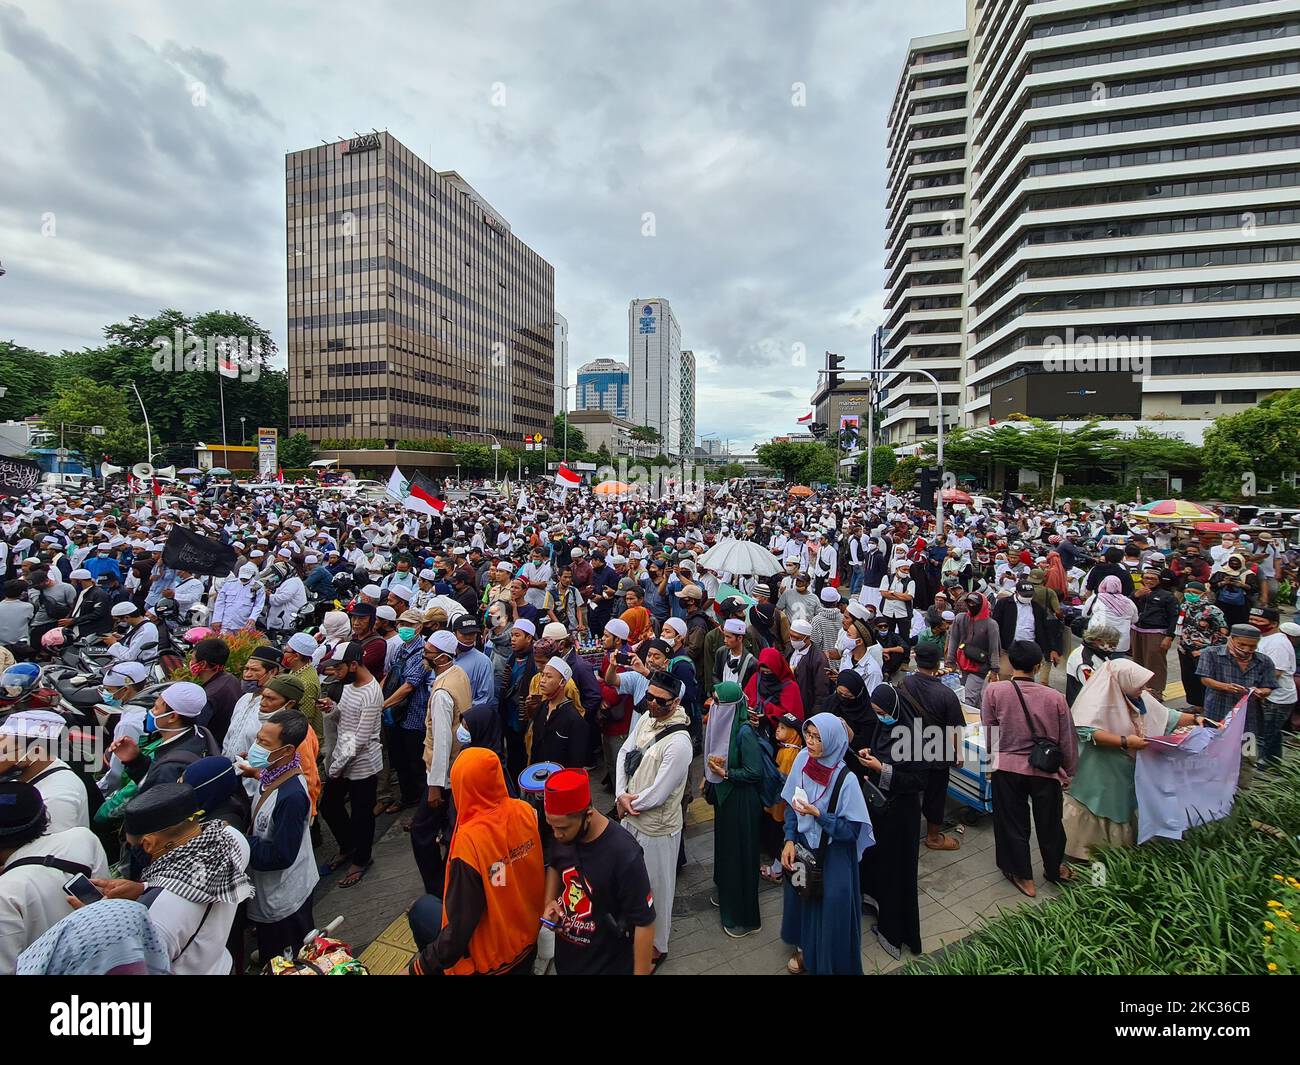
[0,474,1293,975]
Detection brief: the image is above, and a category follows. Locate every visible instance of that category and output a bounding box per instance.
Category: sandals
[337,861,374,888]
[318,852,352,876]
[786,953,805,975]
[924,833,961,851]
[1003,871,1036,898]
[1049,865,1075,884]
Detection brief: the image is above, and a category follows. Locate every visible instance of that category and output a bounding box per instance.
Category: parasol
[787,485,813,498]
[593,480,633,496]
[941,487,973,504]
[1132,499,1217,523]
[696,537,785,577]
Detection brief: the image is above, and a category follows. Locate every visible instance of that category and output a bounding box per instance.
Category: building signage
[638,303,657,335]
[341,133,381,154]
[257,428,278,477]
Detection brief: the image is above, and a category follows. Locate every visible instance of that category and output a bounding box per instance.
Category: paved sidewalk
[327,649,1190,974]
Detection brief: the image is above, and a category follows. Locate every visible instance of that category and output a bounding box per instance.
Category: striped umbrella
[1132,499,1218,523]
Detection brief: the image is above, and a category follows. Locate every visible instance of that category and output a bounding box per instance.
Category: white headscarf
[1070,657,1173,740]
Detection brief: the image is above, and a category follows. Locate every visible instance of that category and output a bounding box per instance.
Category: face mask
[875,713,897,726]
[455,723,472,745]
[1184,591,1201,603]
[188,661,206,678]
[99,688,122,707]
[240,678,260,695]
[398,626,417,642]
[1016,594,1032,604]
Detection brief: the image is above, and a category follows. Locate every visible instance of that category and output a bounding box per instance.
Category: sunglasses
[644,692,674,706]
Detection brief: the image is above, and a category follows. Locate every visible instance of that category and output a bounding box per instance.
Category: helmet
[40,628,66,650]
[0,663,42,704]
[183,626,214,645]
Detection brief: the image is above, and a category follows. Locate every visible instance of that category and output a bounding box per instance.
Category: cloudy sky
[0,0,963,450]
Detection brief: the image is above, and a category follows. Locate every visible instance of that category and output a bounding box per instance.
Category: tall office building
[286,132,555,444]
[553,312,569,415]
[576,358,630,417]
[680,349,696,458]
[882,31,969,449]
[883,1,1300,441]
[628,298,682,456]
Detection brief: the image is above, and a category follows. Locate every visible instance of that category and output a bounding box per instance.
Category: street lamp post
[453,430,502,481]
[817,367,947,531]
[240,416,247,445]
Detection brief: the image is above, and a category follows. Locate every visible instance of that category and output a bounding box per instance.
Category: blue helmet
[0,662,42,704]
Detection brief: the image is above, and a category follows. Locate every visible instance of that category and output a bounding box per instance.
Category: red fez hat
[544,768,591,816]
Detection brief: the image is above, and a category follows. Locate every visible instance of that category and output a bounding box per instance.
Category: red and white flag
[404,470,446,514]
[796,411,813,424]
[276,467,284,484]
[555,464,581,489]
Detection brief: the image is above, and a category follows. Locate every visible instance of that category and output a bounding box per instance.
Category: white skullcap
[723,618,747,635]
[790,619,813,637]
[376,605,398,621]
[160,681,207,718]
[286,633,318,656]
[111,601,140,617]
[238,563,257,579]
[512,619,536,637]
[69,568,92,581]
[604,619,629,640]
[103,661,149,686]
[0,709,67,741]
[545,656,573,683]
[941,610,956,622]
[363,584,383,598]
[662,617,687,637]
[388,584,414,602]
[847,601,870,622]
[425,630,458,654]
[819,587,840,603]
[305,554,318,564]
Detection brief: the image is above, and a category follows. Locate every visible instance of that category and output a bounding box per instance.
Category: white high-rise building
[884,0,1300,439]
[680,349,696,456]
[553,312,569,415]
[628,298,682,456]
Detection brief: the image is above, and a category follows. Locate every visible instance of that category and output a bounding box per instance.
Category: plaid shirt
[397,638,431,731]
[1195,643,1277,719]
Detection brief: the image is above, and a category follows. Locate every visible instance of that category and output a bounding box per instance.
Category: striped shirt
[328,678,383,780]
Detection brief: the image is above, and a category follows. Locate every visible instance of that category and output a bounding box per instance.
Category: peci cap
[543,767,591,816]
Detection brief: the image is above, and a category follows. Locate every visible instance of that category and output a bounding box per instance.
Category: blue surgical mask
[144,711,156,733]
[876,713,897,726]
[99,688,122,707]
[246,742,273,769]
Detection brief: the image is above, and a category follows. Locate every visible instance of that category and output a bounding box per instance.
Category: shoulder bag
[1009,678,1063,774]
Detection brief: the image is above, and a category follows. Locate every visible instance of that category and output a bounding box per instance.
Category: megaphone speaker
[132,462,154,479]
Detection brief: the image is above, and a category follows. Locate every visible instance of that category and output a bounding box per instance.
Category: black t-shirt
[549,820,655,976]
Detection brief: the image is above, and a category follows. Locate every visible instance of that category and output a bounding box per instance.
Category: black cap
[719,596,745,616]
[0,782,46,838]
[123,782,198,835]
[1251,606,1280,624]
[349,602,376,618]
[249,645,283,668]
[1016,581,1034,597]
[914,642,942,669]
[646,669,681,698]
[451,614,480,634]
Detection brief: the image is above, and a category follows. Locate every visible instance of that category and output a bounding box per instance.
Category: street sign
[257,427,278,477]
[54,448,70,460]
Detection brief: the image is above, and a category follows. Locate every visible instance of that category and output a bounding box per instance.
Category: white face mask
[455,723,472,745]
[836,628,856,651]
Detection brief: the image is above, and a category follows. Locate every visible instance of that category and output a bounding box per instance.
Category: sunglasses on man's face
[645,692,674,706]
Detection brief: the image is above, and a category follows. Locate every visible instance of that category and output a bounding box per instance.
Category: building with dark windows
[882,1,1300,443]
[286,132,555,444]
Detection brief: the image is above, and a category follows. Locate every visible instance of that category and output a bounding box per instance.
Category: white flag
[516,488,528,511]
[386,466,409,501]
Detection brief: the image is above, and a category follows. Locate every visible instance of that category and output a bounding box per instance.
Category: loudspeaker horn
[132,462,154,479]
[100,462,123,479]
[154,465,177,479]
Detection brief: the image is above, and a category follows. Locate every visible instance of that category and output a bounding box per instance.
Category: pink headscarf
[1097,575,1132,616]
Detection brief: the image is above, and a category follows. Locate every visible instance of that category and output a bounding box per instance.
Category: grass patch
[906,757,1300,975]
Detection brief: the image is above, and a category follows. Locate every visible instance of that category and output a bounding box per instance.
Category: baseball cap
[452,614,481,634]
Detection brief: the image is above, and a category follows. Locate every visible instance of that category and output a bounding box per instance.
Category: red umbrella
[1193,520,1239,533]
[941,487,973,504]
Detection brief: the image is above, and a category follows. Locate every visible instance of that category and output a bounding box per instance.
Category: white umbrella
[696,537,784,577]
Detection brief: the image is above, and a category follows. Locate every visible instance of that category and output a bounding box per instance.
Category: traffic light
[825,351,844,391]
[917,466,938,507]
[809,422,828,439]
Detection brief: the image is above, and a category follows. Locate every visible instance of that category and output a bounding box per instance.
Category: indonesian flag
[151,477,163,497]
[797,411,813,424]
[555,464,580,489]
[403,470,446,514]
[276,467,284,484]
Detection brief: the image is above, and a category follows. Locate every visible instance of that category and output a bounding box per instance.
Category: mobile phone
[64,874,104,906]
[616,651,631,665]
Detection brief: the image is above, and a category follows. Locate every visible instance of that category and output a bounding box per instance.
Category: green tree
[755,441,811,481]
[892,455,923,491]
[42,377,147,466]
[0,342,50,421]
[596,443,611,463]
[1200,389,1300,498]
[860,444,896,485]
[278,432,315,469]
[631,425,662,444]
[553,413,586,455]
[802,449,837,484]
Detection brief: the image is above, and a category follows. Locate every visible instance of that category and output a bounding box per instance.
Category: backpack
[754,730,785,808]
[1216,581,1246,607]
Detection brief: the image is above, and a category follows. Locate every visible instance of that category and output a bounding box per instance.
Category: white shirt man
[171,573,206,616]
[519,556,553,610]
[266,566,307,631]
[0,712,89,833]
[0,808,109,974]
[212,565,267,631]
[882,564,915,620]
[106,603,161,664]
[1258,625,1297,709]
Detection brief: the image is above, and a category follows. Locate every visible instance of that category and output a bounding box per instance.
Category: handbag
[622,723,690,781]
[956,618,991,672]
[1009,678,1064,774]
[784,766,849,901]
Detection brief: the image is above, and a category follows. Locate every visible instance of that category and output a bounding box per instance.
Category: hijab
[1096,574,1133,616]
[779,713,874,858]
[1044,551,1069,595]
[320,610,351,641]
[756,646,793,700]
[704,682,744,784]
[16,899,170,975]
[619,606,654,644]
[1070,657,1172,740]
[832,668,875,749]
